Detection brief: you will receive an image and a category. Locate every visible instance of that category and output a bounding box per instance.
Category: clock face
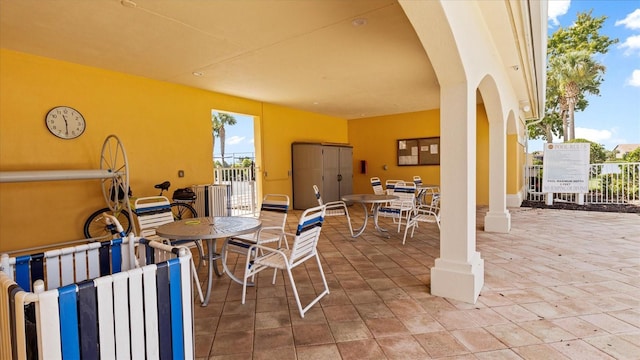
[45,106,86,139]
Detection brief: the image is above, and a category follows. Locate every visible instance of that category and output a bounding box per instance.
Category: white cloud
[575,127,613,143]
[226,136,245,145]
[619,34,640,56]
[628,69,640,87]
[615,9,640,30]
[548,0,571,26]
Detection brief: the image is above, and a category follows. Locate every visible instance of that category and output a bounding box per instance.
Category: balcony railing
[525,162,640,205]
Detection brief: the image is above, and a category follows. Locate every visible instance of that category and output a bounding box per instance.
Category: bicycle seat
[154,181,171,191]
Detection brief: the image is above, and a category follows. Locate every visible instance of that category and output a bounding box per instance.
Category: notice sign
[542,143,590,193]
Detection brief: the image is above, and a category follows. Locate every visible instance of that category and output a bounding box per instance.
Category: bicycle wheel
[171,203,197,220]
[84,207,132,239]
[99,135,129,212]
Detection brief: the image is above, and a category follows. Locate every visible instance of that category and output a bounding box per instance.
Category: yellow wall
[476,107,489,206]
[507,134,524,194]
[0,49,346,251]
[348,110,441,194]
[348,106,490,206]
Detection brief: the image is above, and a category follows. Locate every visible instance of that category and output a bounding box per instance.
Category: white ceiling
[0,0,531,120]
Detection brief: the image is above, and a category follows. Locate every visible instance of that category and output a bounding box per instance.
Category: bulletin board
[397,137,440,166]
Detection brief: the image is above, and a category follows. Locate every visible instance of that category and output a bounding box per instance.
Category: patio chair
[241,204,329,318]
[133,195,204,301]
[403,194,440,244]
[313,184,353,236]
[222,194,289,283]
[378,182,416,233]
[385,179,403,195]
[370,177,385,195]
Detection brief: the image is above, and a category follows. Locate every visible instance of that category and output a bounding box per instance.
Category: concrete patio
[193,206,640,359]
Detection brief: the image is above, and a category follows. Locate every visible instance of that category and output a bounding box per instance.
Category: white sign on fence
[542,143,590,194]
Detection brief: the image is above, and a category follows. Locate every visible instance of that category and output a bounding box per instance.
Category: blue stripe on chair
[134,204,172,216]
[99,241,111,276]
[168,258,184,359]
[261,203,289,212]
[15,255,31,292]
[78,280,99,360]
[227,239,252,249]
[59,284,80,360]
[395,187,415,194]
[30,253,44,287]
[296,216,324,235]
[156,262,173,360]
[111,238,122,273]
[379,208,400,215]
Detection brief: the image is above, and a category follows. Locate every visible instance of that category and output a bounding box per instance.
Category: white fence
[526,162,640,205]
[213,166,257,216]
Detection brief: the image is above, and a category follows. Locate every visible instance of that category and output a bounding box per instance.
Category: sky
[216,1,640,157]
[531,0,640,152]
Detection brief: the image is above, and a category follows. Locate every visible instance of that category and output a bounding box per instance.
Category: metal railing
[213,166,257,216]
[525,162,640,204]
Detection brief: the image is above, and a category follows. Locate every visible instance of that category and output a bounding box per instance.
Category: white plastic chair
[378,182,416,233]
[241,204,329,318]
[403,194,441,244]
[313,185,353,236]
[222,194,289,284]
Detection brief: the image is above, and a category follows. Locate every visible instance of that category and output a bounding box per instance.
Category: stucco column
[484,114,511,232]
[431,83,484,304]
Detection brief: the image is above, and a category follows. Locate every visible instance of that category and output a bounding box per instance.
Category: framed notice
[542,143,590,193]
[397,137,440,166]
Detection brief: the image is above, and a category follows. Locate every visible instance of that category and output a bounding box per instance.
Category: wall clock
[45,106,86,139]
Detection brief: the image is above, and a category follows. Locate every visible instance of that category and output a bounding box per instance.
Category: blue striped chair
[222,194,289,284]
[378,182,416,233]
[242,204,329,318]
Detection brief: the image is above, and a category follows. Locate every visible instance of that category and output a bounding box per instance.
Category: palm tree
[212,112,238,166]
[549,51,604,141]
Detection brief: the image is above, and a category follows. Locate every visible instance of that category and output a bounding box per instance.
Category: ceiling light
[192,71,204,77]
[352,18,367,27]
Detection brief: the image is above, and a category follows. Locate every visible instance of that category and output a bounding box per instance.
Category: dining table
[156,216,261,306]
[341,194,398,238]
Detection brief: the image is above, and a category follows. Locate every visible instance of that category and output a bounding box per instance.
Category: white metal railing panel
[525,162,640,205]
[213,166,257,216]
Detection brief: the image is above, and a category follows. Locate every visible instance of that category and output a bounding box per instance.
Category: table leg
[350,202,369,237]
[202,238,215,306]
[373,204,390,238]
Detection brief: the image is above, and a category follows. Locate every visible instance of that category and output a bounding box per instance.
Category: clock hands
[62,114,69,135]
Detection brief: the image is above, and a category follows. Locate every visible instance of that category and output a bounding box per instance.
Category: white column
[431,83,484,304]
[484,114,511,233]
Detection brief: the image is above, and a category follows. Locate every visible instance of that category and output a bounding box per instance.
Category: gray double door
[292,143,353,210]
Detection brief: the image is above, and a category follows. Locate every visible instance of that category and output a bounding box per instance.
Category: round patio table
[157,216,261,306]
[341,194,398,238]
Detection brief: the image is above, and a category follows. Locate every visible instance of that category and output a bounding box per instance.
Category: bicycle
[83,180,198,239]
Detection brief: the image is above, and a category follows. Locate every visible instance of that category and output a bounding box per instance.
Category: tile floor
[192,206,640,359]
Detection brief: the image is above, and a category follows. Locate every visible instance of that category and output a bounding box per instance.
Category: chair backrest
[391,182,416,205]
[289,204,326,265]
[259,194,290,230]
[133,196,174,238]
[370,177,384,195]
[385,180,403,194]
[413,176,422,186]
[312,185,324,206]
